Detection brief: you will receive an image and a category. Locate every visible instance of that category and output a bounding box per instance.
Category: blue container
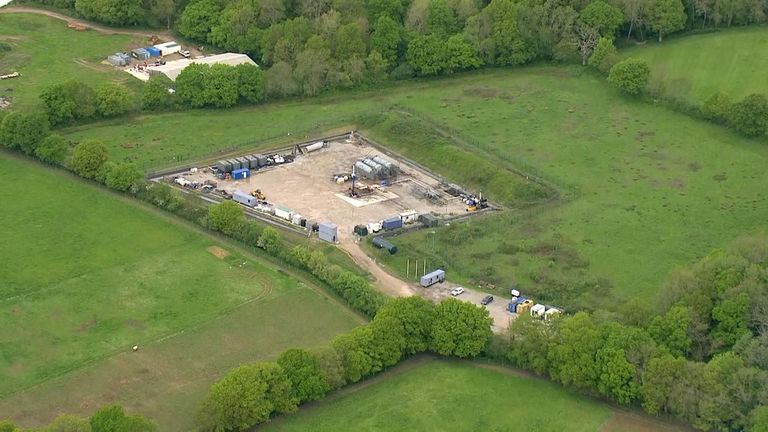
[382,216,402,230]
[146,47,161,57]
[232,168,250,180]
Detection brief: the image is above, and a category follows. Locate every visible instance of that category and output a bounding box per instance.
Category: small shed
[146,46,162,57]
[318,221,338,243]
[232,168,250,180]
[419,213,440,228]
[372,236,397,254]
[420,269,445,287]
[233,190,257,207]
[131,48,150,60]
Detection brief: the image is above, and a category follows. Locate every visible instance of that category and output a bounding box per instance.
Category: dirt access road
[0,6,173,39]
[342,239,514,333]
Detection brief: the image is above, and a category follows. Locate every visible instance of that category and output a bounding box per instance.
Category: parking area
[420,282,515,332]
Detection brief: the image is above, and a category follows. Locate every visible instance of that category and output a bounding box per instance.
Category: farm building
[145,53,257,81]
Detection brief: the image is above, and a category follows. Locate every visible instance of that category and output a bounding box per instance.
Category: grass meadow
[621,27,768,104]
[0,154,361,430]
[262,359,687,432]
[64,66,768,307]
[0,13,143,110]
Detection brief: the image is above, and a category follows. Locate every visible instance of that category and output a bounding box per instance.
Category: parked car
[180,49,191,58]
[480,295,494,305]
[450,287,465,296]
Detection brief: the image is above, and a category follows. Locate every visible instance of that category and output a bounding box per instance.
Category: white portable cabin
[274,206,293,221]
[420,269,446,287]
[544,308,562,321]
[530,304,547,318]
[399,210,418,224]
[153,41,181,56]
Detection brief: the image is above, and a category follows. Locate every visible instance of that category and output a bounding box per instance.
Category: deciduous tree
[95,83,132,117]
[608,58,650,95]
[648,0,686,41]
[208,201,244,235]
[71,140,109,180]
[374,296,435,354]
[728,93,768,137]
[35,134,69,165]
[0,111,50,155]
[278,349,330,403]
[430,298,492,357]
[580,0,625,36]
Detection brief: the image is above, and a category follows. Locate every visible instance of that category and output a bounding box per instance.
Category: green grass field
[64,67,768,307]
[262,359,686,432]
[0,13,142,110]
[621,27,768,104]
[0,154,361,430]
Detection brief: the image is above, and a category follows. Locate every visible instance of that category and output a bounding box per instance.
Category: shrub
[701,92,732,123]
[728,93,768,137]
[105,162,144,192]
[0,111,50,154]
[35,134,70,165]
[70,140,109,179]
[608,58,650,95]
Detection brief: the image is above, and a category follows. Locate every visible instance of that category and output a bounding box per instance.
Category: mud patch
[669,178,686,189]
[207,246,230,259]
[600,410,691,432]
[125,319,145,329]
[77,319,97,333]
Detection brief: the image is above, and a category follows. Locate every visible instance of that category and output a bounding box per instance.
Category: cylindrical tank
[355,161,374,178]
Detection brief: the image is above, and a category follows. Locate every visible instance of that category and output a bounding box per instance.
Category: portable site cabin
[400,210,418,224]
[420,269,445,287]
[235,157,250,170]
[382,216,402,230]
[544,308,562,321]
[530,304,547,318]
[353,225,369,236]
[146,47,162,58]
[516,300,535,314]
[107,53,131,66]
[318,221,338,243]
[419,213,439,228]
[275,206,293,221]
[233,190,257,207]
[232,168,250,180]
[154,41,181,56]
[372,236,397,254]
[131,48,150,60]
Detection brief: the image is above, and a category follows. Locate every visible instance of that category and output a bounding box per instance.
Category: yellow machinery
[251,189,266,200]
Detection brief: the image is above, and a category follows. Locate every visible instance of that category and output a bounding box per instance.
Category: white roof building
[142,53,257,81]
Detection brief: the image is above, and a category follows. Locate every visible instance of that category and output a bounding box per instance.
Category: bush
[198,363,296,431]
[71,140,109,179]
[142,76,176,111]
[608,58,650,95]
[588,37,618,72]
[90,405,157,432]
[35,134,70,165]
[95,83,132,117]
[728,93,768,137]
[701,92,732,123]
[105,162,144,192]
[40,81,97,126]
[0,111,50,154]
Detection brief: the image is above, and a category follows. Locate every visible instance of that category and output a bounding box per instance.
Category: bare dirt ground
[342,238,514,332]
[182,140,466,239]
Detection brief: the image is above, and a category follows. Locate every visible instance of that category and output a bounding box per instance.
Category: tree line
[494,234,768,431]
[0,405,155,432]
[197,295,493,431]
